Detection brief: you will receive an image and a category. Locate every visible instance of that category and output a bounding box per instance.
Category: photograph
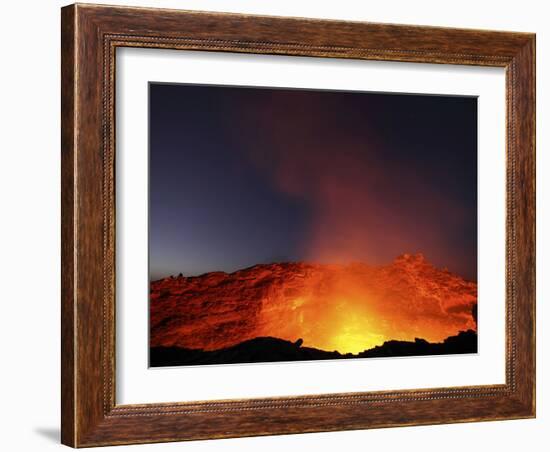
[39,0,537,448]
[148,83,479,367]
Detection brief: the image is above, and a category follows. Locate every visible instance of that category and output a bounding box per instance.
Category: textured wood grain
[60,5,76,446]
[61,3,536,447]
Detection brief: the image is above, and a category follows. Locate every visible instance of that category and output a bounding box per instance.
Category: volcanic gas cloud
[150,253,477,355]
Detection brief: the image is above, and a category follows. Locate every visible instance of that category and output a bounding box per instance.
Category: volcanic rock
[149,330,478,367]
[150,255,477,353]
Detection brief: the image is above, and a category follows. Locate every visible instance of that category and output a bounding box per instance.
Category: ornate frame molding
[62,4,535,447]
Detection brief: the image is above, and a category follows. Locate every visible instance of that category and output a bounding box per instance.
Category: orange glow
[150,254,477,354]
[252,257,476,353]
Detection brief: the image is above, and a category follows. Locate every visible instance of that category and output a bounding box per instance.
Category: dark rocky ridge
[150,329,477,367]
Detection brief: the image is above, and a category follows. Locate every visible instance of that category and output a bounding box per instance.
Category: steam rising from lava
[149,89,478,356]
[230,91,475,280]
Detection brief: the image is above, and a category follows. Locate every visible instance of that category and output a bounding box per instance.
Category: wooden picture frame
[61,3,535,447]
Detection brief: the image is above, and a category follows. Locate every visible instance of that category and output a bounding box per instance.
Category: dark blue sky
[149,83,477,281]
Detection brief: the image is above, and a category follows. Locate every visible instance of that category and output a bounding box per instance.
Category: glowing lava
[150,254,477,354]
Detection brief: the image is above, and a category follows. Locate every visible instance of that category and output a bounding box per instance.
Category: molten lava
[150,254,477,354]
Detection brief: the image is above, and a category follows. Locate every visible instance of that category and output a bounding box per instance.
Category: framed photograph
[61,3,535,447]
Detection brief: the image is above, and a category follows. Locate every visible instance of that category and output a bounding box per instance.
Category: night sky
[149,83,477,281]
